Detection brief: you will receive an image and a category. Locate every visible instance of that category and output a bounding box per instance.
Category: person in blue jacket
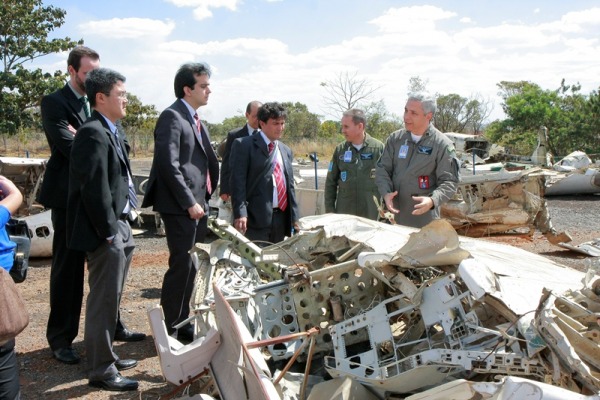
[0,175,24,400]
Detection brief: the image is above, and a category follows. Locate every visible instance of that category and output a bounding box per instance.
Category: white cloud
[80,18,175,39]
[56,4,600,124]
[369,6,457,33]
[166,0,239,20]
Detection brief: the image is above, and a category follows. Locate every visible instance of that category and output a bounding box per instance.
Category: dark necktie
[81,96,91,118]
[193,113,212,195]
[252,129,259,136]
[268,142,288,211]
[113,130,138,209]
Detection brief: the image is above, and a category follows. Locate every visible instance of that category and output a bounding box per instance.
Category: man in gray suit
[68,68,139,391]
[142,62,219,342]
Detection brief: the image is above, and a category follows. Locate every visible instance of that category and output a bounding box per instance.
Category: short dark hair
[174,62,211,99]
[257,102,287,123]
[343,108,367,130]
[67,46,100,72]
[85,68,126,107]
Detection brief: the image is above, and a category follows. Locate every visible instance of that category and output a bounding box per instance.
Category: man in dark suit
[39,46,143,366]
[142,62,219,342]
[67,68,139,392]
[219,100,262,202]
[230,102,299,244]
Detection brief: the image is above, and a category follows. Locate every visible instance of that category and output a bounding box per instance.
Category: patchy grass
[1,131,339,161]
[288,138,338,162]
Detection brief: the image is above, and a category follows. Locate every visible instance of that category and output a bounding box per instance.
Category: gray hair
[342,108,367,129]
[407,92,436,116]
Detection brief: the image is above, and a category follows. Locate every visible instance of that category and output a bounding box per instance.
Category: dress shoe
[53,347,80,364]
[89,373,139,392]
[115,359,138,371]
[174,324,195,343]
[114,328,146,342]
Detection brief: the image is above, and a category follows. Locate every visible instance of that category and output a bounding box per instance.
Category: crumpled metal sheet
[405,377,600,400]
[306,377,379,400]
[559,238,600,257]
[390,219,471,268]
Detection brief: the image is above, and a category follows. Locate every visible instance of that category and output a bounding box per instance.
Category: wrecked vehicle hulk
[146,214,600,400]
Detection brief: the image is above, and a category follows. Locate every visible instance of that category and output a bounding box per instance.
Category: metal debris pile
[148,214,600,400]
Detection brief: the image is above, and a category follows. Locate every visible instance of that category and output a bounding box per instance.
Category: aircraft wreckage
[147,214,600,400]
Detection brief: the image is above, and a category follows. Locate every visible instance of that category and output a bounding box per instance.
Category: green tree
[435,93,491,134]
[364,99,402,141]
[318,120,340,139]
[487,80,598,158]
[207,115,246,142]
[121,93,158,157]
[0,0,78,134]
[281,101,321,141]
[586,87,600,157]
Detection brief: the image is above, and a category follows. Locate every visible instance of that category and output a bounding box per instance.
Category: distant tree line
[1,0,599,161]
[485,80,600,159]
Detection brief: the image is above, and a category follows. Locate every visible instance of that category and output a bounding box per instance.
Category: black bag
[6,219,30,283]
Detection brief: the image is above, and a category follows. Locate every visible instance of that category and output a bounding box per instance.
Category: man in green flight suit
[324,109,384,220]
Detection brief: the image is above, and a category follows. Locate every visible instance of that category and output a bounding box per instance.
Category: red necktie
[194,113,212,195]
[269,142,287,211]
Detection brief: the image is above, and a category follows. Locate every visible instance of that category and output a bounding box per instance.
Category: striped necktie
[268,142,287,211]
[81,96,91,118]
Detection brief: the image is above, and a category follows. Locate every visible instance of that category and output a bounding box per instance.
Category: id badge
[398,145,409,159]
[343,150,353,163]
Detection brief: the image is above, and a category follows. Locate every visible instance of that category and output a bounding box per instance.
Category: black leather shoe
[114,329,146,342]
[53,347,80,364]
[115,359,138,371]
[89,373,139,392]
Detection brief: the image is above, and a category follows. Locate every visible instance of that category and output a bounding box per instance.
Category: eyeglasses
[102,90,128,99]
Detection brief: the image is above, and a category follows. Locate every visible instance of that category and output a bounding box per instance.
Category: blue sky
[32,0,600,124]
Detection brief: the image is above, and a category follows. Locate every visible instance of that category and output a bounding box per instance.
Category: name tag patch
[398,145,409,159]
[343,150,353,163]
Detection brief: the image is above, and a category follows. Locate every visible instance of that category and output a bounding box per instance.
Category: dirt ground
[12,161,600,399]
